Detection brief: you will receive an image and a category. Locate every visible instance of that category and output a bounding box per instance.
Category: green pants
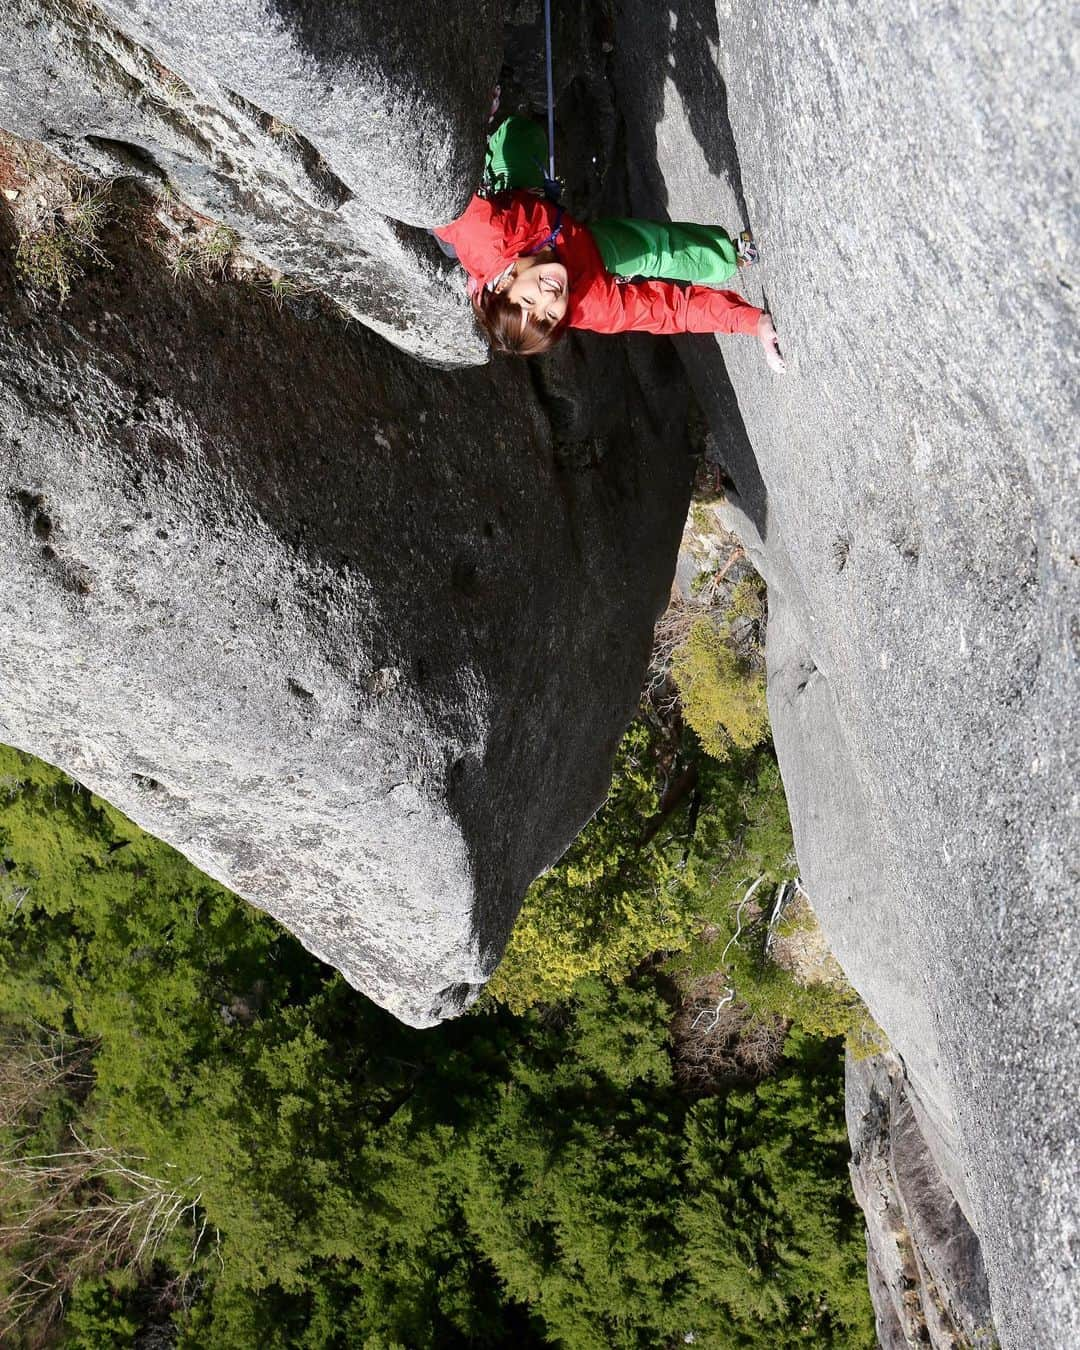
[589,217,738,285]
[485,117,739,285]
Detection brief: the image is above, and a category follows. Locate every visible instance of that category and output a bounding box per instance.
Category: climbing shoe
[736,230,759,266]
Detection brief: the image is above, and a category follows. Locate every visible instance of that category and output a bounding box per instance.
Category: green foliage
[62,1279,139,1349]
[14,231,75,298]
[166,225,238,281]
[726,574,766,621]
[691,752,795,893]
[462,1006,873,1350]
[677,1032,876,1346]
[12,184,110,301]
[671,616,769,760]
[567,977,673,1089]
[486,722,694,1010]
[262,273,308,310]
[485,710,865,1053]
[0,743,873,1348]
[459,986,687,1349]
[485,722,792,1015]
[689,568,712,596]
[670,755,878,1049]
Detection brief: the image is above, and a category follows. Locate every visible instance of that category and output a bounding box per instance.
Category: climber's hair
[472,286,565,358]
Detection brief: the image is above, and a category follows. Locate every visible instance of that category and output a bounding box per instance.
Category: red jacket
[434,192,763,337]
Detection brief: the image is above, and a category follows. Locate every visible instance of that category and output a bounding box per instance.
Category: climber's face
[500,253,568,327]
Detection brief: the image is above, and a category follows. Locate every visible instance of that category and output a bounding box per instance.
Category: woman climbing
[434,116,786,370]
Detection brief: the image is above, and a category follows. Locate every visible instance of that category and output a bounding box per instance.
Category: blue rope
[544,0,555,181]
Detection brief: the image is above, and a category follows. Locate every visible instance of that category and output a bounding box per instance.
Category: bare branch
[0,1131,207,1342]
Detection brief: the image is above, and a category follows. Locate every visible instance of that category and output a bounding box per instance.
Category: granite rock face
[0,201,691,1026]
[846,1051,995,1349]
[0,0,697,1028]
[610,1,1077,1345]
[93,0,498,227]
[0,0,501,363]
[1,0,1077,1340]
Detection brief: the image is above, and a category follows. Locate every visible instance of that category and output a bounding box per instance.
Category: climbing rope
[534,0,562,203]
[544,0,556,182]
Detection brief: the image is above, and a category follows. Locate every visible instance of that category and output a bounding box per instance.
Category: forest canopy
[0,722,874,1349]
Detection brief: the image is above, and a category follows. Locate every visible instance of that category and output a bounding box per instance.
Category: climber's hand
[757,313,786,374]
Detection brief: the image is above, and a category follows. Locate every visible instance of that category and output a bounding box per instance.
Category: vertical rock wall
[1,0,1076,1339]
[610,1,1078,1345]
[847,1052,995,1348]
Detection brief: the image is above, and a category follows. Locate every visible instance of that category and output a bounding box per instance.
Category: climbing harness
[524,206,564,255]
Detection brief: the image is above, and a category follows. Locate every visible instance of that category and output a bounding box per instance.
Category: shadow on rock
[603,0,769,540]
[0,178,691,1021]
[615,0,752,226]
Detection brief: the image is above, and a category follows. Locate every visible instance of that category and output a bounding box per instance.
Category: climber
[434,116,786,369]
